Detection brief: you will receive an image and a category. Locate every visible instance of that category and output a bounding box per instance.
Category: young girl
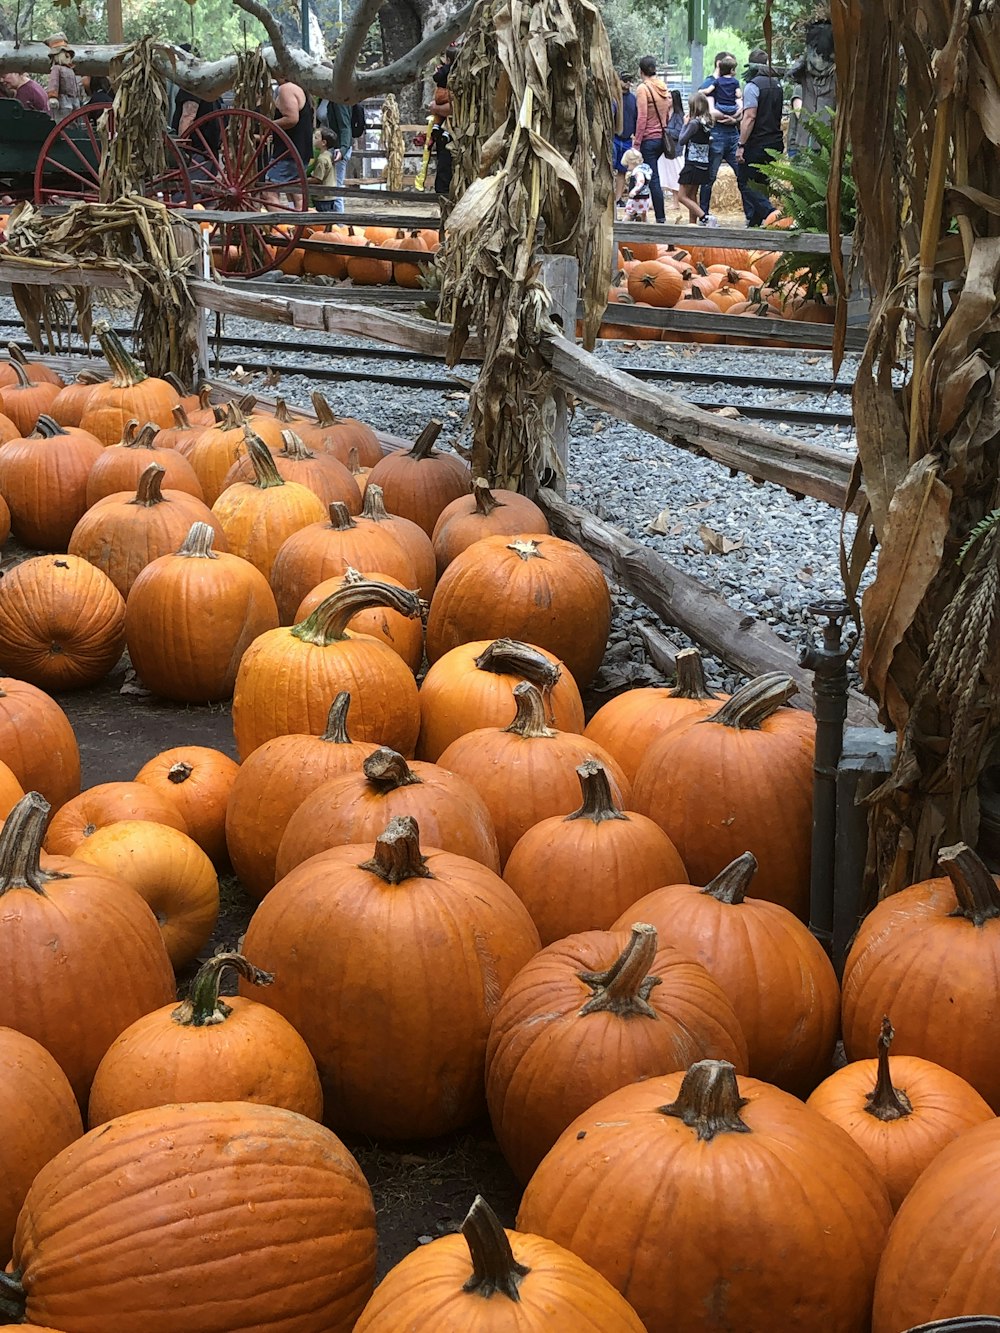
[676,92,719,227]
[620,147,653,221]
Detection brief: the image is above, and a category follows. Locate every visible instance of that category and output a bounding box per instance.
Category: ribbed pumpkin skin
[432,488,549,576]
[0,411,17,444]
[86,441,203,506]
[359,489,437,601]
[222,449,362,513]
[486,929,749,1182]
[871,1119,1000,1332]
[44,781,188,857]
[0,490,9,544]
[134,747,239,866]
[354,1225,646,1332]
[426,535,612,687]
[0,555,126,691]
[185,420,250,503]
[296,571,424,672]
[518,1071,892,1333]
[78,381,178,445]
[0,425,103,549]
[0,679,80,810]
[808,1053,993,1211]
[241,840,540,1138]
[584,684,728,786]
[418,640,586,762]
[12,1102,376,1333]
[366,445,471,536]
[616,877,840,1096]
[0,759,25,819]
[295,404,382,468]
[232,627,421,760]
[0,380,61,436]
[0,1026,83,1259]
[47,377,100,427]
[212,478,327,580]
[269,515,417,625]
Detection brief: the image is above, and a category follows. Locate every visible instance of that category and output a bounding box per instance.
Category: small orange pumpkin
[44,781,188,858]
[134,746,240,867]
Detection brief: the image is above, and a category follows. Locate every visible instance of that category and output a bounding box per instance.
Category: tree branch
[351,0,475,99]
[232,0,296,77]
[330,0,385,102]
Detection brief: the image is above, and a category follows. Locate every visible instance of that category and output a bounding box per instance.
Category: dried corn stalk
[232,47,275,117]
[100,37,171,202]
[438,0,616,491]
[220,48,279,274]
[381,94,404,192]
[828,0,1000,893]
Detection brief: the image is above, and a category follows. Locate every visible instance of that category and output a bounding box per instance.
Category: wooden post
[195,228,211,382]
[106,0,124,44]
[833,729,895,974]
[537,254,577,498]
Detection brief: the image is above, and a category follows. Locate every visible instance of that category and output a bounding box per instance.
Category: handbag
[646,86,678,159]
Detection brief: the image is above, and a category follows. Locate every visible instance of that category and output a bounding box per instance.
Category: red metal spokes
[34,105,192,207]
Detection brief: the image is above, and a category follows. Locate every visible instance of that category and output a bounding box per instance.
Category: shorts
[266,157,300,185]
[613,135,632,173]
[679,164,709,186]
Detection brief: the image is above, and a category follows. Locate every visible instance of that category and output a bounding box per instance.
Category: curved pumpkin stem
[278,429,315,461]
[670,648,718,701]
[123,423,159,451]
[940,842,1000,926]
[361,484,392,523]
[408,419,444,460]
[706,673,798,730]
[0,792,56,897]
[504,682,557,739]
[659,1060,751,1141]
[461,1196,530,1301]
[567,761,627,825]
[321,690,354,742]
[5,357,33,390]
[170,404,193,430]
[363,748,422,791]
[865,1016,912,1121]
[33,414,65,439]
[244,429,284,489]
[328,501,357,532]
[172,952,273,1027]
[358,815,433,884]
[291,579,421,646]
[95,319,149,388]
[474,639,561,699]
[472,477,501,517]
[578,923,661,1018]
[177,522,219,559]
[130,462,167,507]
[702,852,759,904]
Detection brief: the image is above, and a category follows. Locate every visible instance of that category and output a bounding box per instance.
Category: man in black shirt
[736,48,784,227]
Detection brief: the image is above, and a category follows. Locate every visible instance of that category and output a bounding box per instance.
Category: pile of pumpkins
[2,336,1000,1332]
[278,222,441,287]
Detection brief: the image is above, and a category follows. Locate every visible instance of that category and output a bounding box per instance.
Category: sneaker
[705,214,720,227]
[696,215,709,226]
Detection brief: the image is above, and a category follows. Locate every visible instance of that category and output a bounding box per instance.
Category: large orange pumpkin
[88,952,323,1127]
[632,672,815,919]
[431,478,549,576]
[364,420,471,535]
[0,411,17,446]
[0,793,175,1102]
[44,781,188,858]
[221,427,362,514]
[231,578,422,759]
[0,679,79,811]
[5,1101,376,1333]
[426,534,611,687]
[626,260,683,308]
[295,392,382,468]
[296,566,424,673]
[0,555,126,691]
[616,851,839,1096]
[841,841,1000,1110]
[0,415,104,550]
[78,323,179,444]
[486,924,748,1182]
[242,815,540,1138]
[358,483,436,600]
[85,420,204,506]
[354,1195,646,1332]
[183,403,251,504]
[133,746,239,867]
[518,1060,893,1333]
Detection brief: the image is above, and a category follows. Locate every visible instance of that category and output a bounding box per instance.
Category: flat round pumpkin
[44,781,187,858]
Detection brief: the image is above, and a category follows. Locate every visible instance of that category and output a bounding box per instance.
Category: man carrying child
[698,52,743,221]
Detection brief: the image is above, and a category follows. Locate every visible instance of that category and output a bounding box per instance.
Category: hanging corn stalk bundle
[99,37,171,202]
[215,47,279,273]
[437,0,616,491]
[828,0,1000,895]
[381,93,405,191]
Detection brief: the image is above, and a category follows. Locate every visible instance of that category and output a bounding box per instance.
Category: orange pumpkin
[390,228,431,288]
[153,403,205,453]
[0,411,16,446]
[85,420,204,506]
[0,678,80,811]
[357,484,436,600]
[0,344,64,388]
[183,403,252,504]
[134,746,239,867]
[0,491,8,546]
[294,392,382,467]
[346,244,393,286]
[431,478,549,576]
[365,421,471,536]
[296,566,424,673]
[626,261,683,308]
[47,369,106,427]
[0,759,25,820]
[78,323,179,444]
[221,428,362,513]
[0,415,104,550]
[0,358,62,435]
[44,781,188,858]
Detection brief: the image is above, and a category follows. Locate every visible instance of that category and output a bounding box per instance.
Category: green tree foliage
[601,0,664,74]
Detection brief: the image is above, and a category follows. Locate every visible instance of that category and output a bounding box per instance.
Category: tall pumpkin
[183,402,251,503]
[0,679,80,811]
[426,534,612,687]
[486,923,748,1182]
[632,673,815,919]
[431,477,550,576]
[518,1060,893,1333]
[3,1101,376,1333]
[78,323,179,443]
[0,415,103,550]
[365,420,472,535]
[221,428,362,513]
[242,815,540,1138]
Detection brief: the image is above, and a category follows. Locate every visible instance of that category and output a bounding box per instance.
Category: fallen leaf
[645,507,673,535]
[699,523,744,555]
[262,367,281,387]
[711,406,743,419]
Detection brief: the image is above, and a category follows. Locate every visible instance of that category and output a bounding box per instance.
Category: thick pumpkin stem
[702,852,759,905]
[119,419,139,446]
[0,792,55,896]
[940,842,1000,926]
[363,748,422,791]
[279,429,315,461]
[567,761,627,825]
[358,814,432,883]
[312,391,341,427]
[0,1267,25,1322]
[865,1016,913,1121]
[670,648,717,701]
[6,357,33,389]
[130,463,167,507]
[124,423,159,451]
[472,477,501,517]
[95,319,149,388]
[474,639,561,699]
[408,419,444,460]
[167,762,193,785]
[706,673,798,730]
[362,484,392,523]
[177,522,219,559]
[170,405,193,430]
[328,501,357,532]
[291,579,421,645]
[348,447,366,477]
[462,1195,530,1301]
[504,682,557,739]
[321,691,354,742]
[245,430,284,489]
[659,1060,751,1141]
[172,952,274,1027]
[33,414,65,439]
[506,538,542,563]
[578,923,661,1018]
[273,399,298,424]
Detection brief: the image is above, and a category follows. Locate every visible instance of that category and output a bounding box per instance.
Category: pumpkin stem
[473,639,561,702]
[461,1195,530,1301]
[163,371,191,396]
[706,673,798,730]
[567,760,627,825]
[167,761,193,784]
[125,423,159,451]
[279,429,315,461]
[358,814,433,883]
[865,1015,912,1121]
[408,419,444,460]
[290,579,421,645]
[320,691,354,742]
[940,842,1000,926]
[327,501,357,532]
[170,404,193,430]
[504,682,557,739]
[217,401,246,433]
[0,1268,25,1322]
[363,747,422,791]
[362,484,391,523]
[702,852,759,904]
[472,477,501,516]
[32,414,63,438]
[177,522,219,559]
[347,447,365,477]
[95,319,150,388]
[670,648,718,701]
[119,419,140,445]
[311,391,340,427]
[130,463,167,507]
[244,429,284,489]
[506,538,542,563]
[273,398,297,424]
[578,923,662,1018]
[660,1060,752,1141]
[171,951,273,1027]
[6,356,32,389]
[0,792,56,897]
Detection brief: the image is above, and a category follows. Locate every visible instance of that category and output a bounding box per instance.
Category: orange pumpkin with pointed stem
[296,566,424,672]
[47,369,106,427]
[0,679,79,811]
[44,781,188,858]
[487,924,748,1183]
[615,851,839,1095]
[152,403,203,452]
[347,446,371,494]
[221,427,361,513]
[242,814,539,1137]
[432,478,549,576]
[0,344,63,388]
[0,793,175,1102]
[0,555,125,691]
[225,691,379,899]
[0,415,104,549]
[354,1195,646,1332]
[365,420,471,536]
[358,483,436,600]
[0,359,62,435]
[183,402,253,503]
[78,323,178,444]
[85,421,204,506]
[133,746,239,867]
[232,578,422,759]
[626,261,683,307]
[276,746,500,878]
[292,392,382,467]
[503,761,686,944]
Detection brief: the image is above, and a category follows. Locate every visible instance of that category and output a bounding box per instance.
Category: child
[309,127,338,213]
[703,54,742,120]
[676,93,719,227]
[620,147,653,221]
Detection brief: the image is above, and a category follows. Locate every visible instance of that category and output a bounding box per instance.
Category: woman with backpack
[631,55,677,224]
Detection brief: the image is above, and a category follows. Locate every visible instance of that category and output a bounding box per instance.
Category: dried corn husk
[381,94,404,192]
[100,37,172,202]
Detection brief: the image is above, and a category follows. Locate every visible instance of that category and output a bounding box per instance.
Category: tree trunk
[379,0,428,121]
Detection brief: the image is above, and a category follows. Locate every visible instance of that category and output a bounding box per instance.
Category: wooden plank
[614,222,852,255]
[176,210,440,228]
[604,302,867,351]
[296,238,436,262]
[309,185,444,205]
[538,254,577,496]
[0,260,132,290]
[544,336,856,509]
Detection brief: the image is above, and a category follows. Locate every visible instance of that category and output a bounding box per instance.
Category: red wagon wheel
[185,108,307,279]
[33,105,193,208]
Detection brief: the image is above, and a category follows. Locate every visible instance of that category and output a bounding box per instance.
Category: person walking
[699,52,742,219]
[675,93,719,227]
[736,48,784,227]
[632,55,673,224]
[613,72,638,201]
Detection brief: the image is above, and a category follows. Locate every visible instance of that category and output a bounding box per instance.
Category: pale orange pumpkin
[134,746,240,866]
[44,781,188,858]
